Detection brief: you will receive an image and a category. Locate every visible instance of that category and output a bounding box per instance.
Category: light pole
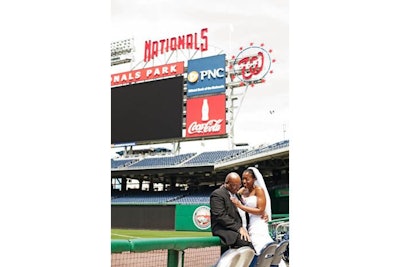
[283,123,286,140]
[111,37,135,66]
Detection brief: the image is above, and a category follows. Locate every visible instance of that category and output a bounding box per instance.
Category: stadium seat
[254,241,277,267]
[236,246,256,267]
[270,240,289,267]
[214,248,239,267]
[214,246,255,267]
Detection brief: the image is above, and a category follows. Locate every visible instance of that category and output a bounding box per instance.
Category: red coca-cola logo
[187,119,223,134]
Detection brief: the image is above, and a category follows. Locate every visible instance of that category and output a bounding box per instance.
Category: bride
[231,167,274,256]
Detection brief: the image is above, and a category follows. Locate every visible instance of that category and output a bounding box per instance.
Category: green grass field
[111,229,213,240]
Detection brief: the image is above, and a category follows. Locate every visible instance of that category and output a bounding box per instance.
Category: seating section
[111,191,186,204]
[111,140,290,206]
[219,140,289,163]
[129,153,196,168]
[111,189,218,204]
[170,192,211,204]
[111,140,288,170]
[183,149,247,166]
[111,158,137,169]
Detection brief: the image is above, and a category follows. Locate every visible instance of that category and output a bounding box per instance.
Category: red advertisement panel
[185,94,226,138]
[111,62,184,87]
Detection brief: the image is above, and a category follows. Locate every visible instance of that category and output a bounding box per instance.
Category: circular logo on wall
[229,43,275,85]
[192,206,211,230]
[187,71,199,83]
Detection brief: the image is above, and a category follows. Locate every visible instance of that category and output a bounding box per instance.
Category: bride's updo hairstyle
[244,168,257,180]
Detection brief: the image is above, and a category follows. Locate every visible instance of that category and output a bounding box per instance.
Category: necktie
[235,193,250,230]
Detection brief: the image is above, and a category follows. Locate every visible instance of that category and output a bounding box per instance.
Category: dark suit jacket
[210,185,243,246]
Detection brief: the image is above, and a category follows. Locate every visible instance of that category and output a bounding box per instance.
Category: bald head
[225,172,242,194]
[225,172,240,183]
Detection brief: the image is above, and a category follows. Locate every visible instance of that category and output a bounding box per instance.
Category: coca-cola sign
[185,94,226,138]
[187,119,223,134]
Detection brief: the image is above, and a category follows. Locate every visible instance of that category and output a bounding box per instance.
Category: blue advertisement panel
[187,54,226,97]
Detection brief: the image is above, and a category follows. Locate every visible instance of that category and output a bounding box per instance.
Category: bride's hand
[261,213,269,222]
[230,197,240,207]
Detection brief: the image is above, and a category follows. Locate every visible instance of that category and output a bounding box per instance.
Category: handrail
[111,236,221,253]
[131,236,221,252]
[268,217,289,225]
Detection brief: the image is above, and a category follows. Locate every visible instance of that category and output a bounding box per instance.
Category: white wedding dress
[244,195,274,255]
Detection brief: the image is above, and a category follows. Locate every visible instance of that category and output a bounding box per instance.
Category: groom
[210,172,255,255]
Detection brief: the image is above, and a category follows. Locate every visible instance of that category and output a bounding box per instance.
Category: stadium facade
[111,28,288,230]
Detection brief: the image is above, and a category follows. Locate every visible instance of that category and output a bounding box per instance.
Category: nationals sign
[144,28,208,62]
[111,62,184,87]
[185,94,226,138]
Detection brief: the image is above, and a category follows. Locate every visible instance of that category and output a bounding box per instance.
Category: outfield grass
[111,229,213,240]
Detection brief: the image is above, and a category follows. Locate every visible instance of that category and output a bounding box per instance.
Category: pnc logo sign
[187,71,199,83]
[187,68,225,84]
[186,54,226,97]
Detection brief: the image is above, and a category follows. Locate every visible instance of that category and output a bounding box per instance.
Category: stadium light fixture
[111,37,135,66]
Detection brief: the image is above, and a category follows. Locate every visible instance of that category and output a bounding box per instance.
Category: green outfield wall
[111,204,176,229]
[175,204,211,231]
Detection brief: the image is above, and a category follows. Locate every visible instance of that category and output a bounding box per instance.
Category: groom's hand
[238,227,251,242]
